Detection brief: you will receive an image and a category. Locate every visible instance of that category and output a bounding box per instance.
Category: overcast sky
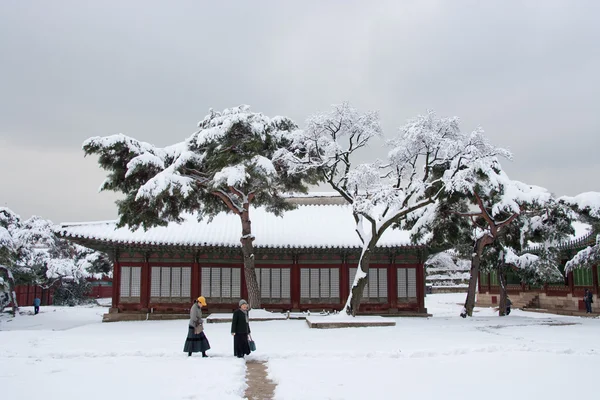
[1,1,599,224]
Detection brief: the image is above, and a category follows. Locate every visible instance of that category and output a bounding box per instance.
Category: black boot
[202,352,208,358]
[188,352,192,357]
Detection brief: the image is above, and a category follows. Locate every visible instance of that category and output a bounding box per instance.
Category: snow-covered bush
[0,207,110,307]
[560,192,600,272]
[52,280,94,306]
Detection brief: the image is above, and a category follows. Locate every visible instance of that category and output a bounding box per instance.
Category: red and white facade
[58,204,427,315]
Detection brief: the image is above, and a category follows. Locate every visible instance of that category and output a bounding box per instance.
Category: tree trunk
[0,265,19,316]
[498,264,507,316]
[462,237,487,317]
[239,209,261,309]
[344,245,373,316]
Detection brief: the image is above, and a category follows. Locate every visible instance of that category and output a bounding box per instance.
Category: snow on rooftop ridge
[283,192,347,205]
[60,220,118,228]
[524,220,595,252]
[57,204,413,249]
[282,192,342,198]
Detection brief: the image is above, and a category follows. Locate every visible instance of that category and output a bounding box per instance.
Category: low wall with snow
[477,291,596,313]
[430,287,467,294]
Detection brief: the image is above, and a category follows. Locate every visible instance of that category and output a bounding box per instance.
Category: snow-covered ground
[1,294,598,399]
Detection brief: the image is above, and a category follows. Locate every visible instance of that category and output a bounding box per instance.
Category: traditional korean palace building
[58,202,427,317]
[477,227,598,314]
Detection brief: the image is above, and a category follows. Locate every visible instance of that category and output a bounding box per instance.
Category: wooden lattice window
[349,267,388,303]
[490,270,499,286]
[201,267,241,303]
[300,267,340,303]
[480,273,489,286]
[257,267,291,303]
[573,267,593,286]
[150,266,191,303]
[120,266,141,303]
[397,268,417,303]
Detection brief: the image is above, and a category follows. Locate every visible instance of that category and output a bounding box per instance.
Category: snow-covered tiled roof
[58,205,414,249]
[572,221,592,240]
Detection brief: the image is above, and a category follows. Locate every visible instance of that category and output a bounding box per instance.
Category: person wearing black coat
[584,289,594,313]
[231,299,251,358]
[505,297,512,315]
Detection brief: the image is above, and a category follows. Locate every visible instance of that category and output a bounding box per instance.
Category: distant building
[425,252,470,292]
[477,229,598,315]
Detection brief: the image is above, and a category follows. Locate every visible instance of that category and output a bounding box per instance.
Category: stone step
[522,307,600,318]
[102,313,188,322]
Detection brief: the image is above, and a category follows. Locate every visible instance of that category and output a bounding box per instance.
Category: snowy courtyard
[1,293,598,400]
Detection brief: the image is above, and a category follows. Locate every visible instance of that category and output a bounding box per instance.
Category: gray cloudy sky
[1,1,599,223]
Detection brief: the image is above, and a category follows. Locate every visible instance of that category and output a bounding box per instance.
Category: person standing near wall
[33,297,41,315]
[505,297,512,315]
[584,288,593,313]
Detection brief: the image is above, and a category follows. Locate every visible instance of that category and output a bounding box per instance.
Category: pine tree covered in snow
[403,139,575,316]
[1,207,22,314]
[0,207,110,312]
[560,192,600,272]
[478,201,575,315]
[84,106,317,308]
[278,105,508,315]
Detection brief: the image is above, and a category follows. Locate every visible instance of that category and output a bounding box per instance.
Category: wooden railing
[525,230,597,253]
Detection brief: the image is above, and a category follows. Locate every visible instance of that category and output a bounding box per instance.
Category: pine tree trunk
[0,265,19,316]
[239,209,261,309]
[498,264,507,317]
[462,237,487,317]
[344,246,373,316]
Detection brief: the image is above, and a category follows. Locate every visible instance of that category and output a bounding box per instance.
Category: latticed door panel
[397,268,417,303]
[300,267,340,304]
[573,268,593,286]
[120,266,141,303]
[349,267,388,303]
[256,267,291,303]
[150,266,192,303]
[201,267,241,303]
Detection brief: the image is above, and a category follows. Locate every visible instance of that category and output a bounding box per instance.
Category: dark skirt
[233,332,251,357]
[184,326,210,353]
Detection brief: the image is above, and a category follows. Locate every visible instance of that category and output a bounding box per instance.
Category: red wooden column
[191,259,200,300]
[568,271,575,295]
[140,258,150,311]
[291,257,300,310]
[592,263,599,294]
[112,260,121,310]
[340,260,349,306]
[416,263,425,312]
[388,262,398,310]
[241,264,248,302]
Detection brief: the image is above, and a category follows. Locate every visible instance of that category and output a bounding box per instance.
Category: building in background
[58,200,427,321]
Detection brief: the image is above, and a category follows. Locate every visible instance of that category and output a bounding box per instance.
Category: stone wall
[477,291,597,312]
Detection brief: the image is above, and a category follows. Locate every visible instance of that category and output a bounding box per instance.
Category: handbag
[249,338,256,352]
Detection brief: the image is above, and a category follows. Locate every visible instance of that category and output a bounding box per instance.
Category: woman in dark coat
[584,288,593,313]
[231,299,251,358]
[184,296,210,357]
